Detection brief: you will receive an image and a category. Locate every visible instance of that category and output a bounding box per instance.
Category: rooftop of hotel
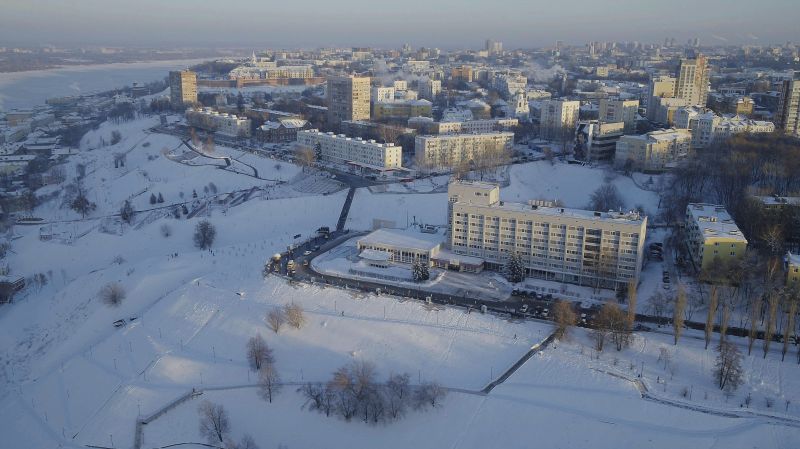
[687,203,748,242]
[357,228,444,252]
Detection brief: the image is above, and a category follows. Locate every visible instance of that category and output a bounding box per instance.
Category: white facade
[297,129,402,170]
[371,87,396,103]
[447,181,647,289]
[415,132,514,170]
[185,108,251,137]
[614,128,691,172]
[599,98,638,133]
[539,100,580,140]
[420,79,442,100]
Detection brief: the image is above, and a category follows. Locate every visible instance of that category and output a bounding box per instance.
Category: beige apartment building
[447,181,648,290]
[647,75,676,120]
[539,100,580,140]
[415,132,514,170]
[614,128,691,172]
[297,129,402,170]
[776,71,800,137]
[169,70,197,107]
[685,203,748,273]
[327,75,371,126]
[675,55,710,107]
[599,98,639,133]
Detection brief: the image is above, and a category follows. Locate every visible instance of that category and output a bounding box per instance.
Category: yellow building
[685,203,748,274]
[786,252,800,287]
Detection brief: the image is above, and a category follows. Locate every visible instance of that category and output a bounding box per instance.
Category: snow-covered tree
[120,200,135,224]
[194,220,216,250]
[503,252,525,283]
[412,260,430,282]
[197,400,230,444]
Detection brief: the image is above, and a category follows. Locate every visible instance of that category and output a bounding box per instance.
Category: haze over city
[2,0,800,47]
[1,2,800,448]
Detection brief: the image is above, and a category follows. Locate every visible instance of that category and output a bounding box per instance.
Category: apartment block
[169,70,197,107]
[415,132,514,170]
[599,98,639,133]
[408,117,519,135]
[614,128,691,172]
[297,129,402,170]
[420,79,442,100]
[647,75,676,120]
[447,181,648,289]
[675,55,710,107]
[185,107,251,137]
[575,121,624,161]
[539,100,580,140]
[776,71,800,137]
[685,203,748,273]
[327,75,371,126]
[373,99,432,120]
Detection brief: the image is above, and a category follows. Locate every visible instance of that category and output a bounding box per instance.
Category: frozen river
[0,59,208,111]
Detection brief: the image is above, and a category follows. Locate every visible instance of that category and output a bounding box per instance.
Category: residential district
[1,39,800,449]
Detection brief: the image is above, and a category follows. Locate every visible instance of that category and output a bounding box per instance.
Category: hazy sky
[2,0,799,49]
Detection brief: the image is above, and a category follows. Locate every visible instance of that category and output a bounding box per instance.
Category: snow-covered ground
[2,115,800,448]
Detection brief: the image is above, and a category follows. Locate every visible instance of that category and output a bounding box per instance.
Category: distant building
[647,75,676,121]
[169,70,197,108]
[297,129,402,171]
[614,128,691,172]
[451,66,474,82]
[651,97,688,126]
[575,121,625,162]
[599,99,639,133]
[408,117,518,135]
[185,108,251,137]
[685,203,748,273]
[256,118,310,143]
[776,71,800,137]
[415,132,514,170]
[675,108,774,149]
[785,252,800,288]
[373,99,432,120]
[539,99,580,140]
[419,79,441,101]
[447,180,647,289]
[485,39,503,56]
[674,55,710,107]
[327,75,371,126]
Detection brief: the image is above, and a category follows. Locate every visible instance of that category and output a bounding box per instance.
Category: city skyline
[2,0,800,48]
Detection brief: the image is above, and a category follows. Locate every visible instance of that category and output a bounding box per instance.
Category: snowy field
[138,325,800,449]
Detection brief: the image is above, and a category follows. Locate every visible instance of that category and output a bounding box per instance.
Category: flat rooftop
[458,200,646,225]
[687,203,747,242]
[357,228,444,252]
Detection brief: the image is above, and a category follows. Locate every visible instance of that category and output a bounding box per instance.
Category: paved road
[336,187,357,231]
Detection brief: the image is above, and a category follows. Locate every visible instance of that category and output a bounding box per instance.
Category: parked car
[519,304,529,314]
[113,319,125,328]
[303,250,312,256]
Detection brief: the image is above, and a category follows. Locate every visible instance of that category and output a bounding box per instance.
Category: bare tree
[198,400,230,445]
[705,285,719,350]
[719,299,730,345]
[714,342,743,392]
[266,309,285,334]
[627,280,637,327]
[783,287,798,362]
[594,302,631,351]
[236,434,259,449]
[160,223,172,238]
[588,183,625,212]
[258,363,282,403]
[386,373,410,419]
[673,284,686,345]
[246,334,274,371]
[194,220,217,250]
[284,303,306,329]
[763,292,780,358]
[99,282,126,307]
[747,293,762,355]
[413,381,446,409]
[295,145,317,172]
[553,300,577,340]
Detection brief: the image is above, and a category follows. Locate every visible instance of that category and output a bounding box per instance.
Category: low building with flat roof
[685,203,748,273]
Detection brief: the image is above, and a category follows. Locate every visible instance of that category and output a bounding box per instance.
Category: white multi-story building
[371,87,396,103]
[297,129,402,170]
[599,98,639,133]
[409,118,519,135]
[614,128,691,172]
[393,80,408,91]
[420,79,441,100]
[539,100,580,140]
[185,108,251,137]
[415,132,514,170]
[447,181,647,289]
[674,108,776,148]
